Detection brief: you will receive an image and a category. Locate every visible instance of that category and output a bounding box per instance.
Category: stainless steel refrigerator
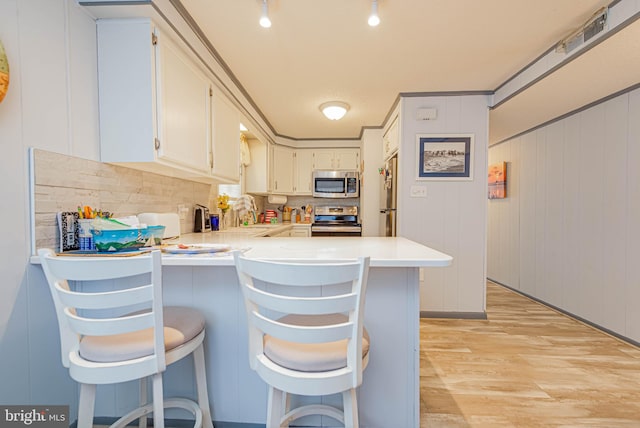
[379,155,397,237]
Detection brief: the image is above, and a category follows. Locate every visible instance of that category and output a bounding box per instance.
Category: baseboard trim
[487,278,640,349]
[420,311,487,320]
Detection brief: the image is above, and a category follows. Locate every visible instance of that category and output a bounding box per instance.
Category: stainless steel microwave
[312,170,359,198]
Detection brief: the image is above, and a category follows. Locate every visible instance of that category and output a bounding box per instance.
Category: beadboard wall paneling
[626,89,640,341]
[33,149,213,251]
[488,87,640,343]
[400,95,490,314]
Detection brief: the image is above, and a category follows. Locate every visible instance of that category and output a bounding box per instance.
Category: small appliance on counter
[194,205,211,233]
[137,212,181,239]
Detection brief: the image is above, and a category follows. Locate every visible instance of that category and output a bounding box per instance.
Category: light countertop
[161,233,452,268]
[31,227,452,268]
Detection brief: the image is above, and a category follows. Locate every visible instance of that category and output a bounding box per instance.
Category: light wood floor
[420,281,640,427]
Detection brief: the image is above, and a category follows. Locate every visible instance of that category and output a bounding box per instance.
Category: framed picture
[488,161,507,199]
[416,134,474,180]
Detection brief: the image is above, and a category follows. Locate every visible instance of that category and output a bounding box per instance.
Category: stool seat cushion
[79,306,205,363]
[263,313,369,372]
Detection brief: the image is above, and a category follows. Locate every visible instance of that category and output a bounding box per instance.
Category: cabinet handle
[154,138,160,150]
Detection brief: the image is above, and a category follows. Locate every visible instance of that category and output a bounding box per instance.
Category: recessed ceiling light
[368,0,380,27]
[259,0,271,28]
[320,102,350,121]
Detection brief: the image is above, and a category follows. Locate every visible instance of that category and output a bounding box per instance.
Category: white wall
[0,0,99,412]
[361,128,383,236]
[399,95,490,314]
[488,87,640,343]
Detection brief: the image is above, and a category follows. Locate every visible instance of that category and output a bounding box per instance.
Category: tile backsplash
[33,149,214,251]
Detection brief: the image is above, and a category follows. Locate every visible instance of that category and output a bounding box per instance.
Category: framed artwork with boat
[416,134,474,181]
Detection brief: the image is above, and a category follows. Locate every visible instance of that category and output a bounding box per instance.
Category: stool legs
[342,388,358,428]
[78,384,96,428]
[193,344,214,428]
[267,387,284,428]
[151,373,165,428]
[139,378,148,428]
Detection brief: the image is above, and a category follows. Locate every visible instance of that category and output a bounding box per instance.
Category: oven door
[311,225,362,237]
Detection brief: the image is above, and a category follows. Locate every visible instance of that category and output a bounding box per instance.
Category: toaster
[194,205,211,233]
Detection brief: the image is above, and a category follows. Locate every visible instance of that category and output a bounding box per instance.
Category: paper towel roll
[267,195,287,204]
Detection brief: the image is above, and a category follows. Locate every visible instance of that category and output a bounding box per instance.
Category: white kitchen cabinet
[313,148,360,170]
[271,145,295,193]
[97,19,212,177]
[383,116,399,160]
[211,88,241,182]
[291,224,311,237]
[294,150,314,194]
[245,138,269,194]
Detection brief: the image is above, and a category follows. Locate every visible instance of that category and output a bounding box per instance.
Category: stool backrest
[37,249,165,374]
[233,252,370,387]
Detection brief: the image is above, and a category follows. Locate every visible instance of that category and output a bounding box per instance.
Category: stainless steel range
[311,206,362,237]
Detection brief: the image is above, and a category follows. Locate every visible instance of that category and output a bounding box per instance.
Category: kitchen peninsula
[33,234,451,427]
[159,235,450,427]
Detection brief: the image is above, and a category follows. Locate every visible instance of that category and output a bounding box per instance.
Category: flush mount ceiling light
[259,0,272,28]
[368,0,380,27]
[320,101,350,121]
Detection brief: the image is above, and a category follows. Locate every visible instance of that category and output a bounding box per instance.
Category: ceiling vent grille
[556,8,608,54]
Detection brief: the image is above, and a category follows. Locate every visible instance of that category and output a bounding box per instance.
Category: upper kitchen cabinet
[211,88,241,182]
[293,150,313,195]
[97,19,212,178]
[271,145,295,194]
[313,148,360,170]
[382,116,399,160]
[245,136,270,195]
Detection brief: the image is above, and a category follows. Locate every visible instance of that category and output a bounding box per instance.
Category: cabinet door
[291,226,311,237]
[274,229,292,237]
[294,150,314,194]
[245,138,269,194]
[211,90,241,182]
[313,150,335,169]
[97,19,157,163]
[155,29,211,173]
[334,149,360,170]
[383,117,399,160]
[272,146,294,193]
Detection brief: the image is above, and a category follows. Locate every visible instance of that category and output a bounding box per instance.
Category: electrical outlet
[177,204,188,220]
[410,185,427,198]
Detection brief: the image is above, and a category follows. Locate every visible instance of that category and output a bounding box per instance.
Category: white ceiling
[174,0,635,142]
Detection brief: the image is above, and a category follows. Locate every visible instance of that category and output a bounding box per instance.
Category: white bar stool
[38,248,214,428]
[234,252,371,428]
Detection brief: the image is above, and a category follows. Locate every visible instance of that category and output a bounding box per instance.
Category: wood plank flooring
[420,281,640,427]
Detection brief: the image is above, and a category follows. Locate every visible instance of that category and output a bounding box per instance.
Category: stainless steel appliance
[379,155,397,237]
[312,170,359,198]
[194,205,211,233]
[311,206,362,236]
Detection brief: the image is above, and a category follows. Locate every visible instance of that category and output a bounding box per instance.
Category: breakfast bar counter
[157,235,451,428]
[34,235,451,427]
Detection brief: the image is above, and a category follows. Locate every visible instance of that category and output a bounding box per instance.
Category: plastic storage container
[91,228,146,252]
[143,225,166,245]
